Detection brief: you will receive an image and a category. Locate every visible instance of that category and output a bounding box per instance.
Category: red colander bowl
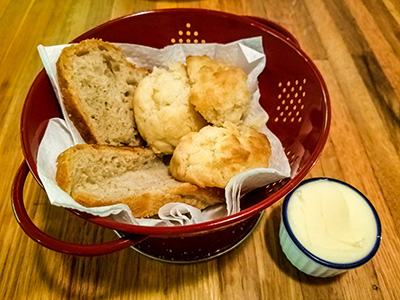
[12,9,330,261]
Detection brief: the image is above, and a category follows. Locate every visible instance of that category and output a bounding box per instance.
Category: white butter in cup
[279,177,381,277]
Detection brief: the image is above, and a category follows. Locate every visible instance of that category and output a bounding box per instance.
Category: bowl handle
[11,161,147,256]
[245,16,301,49]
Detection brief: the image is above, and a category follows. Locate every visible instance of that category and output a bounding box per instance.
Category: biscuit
[186,55,251,126]
[170,122,271,188]
[133,62,207,155]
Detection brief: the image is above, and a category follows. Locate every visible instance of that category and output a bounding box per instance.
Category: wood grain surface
[1,0,400,299]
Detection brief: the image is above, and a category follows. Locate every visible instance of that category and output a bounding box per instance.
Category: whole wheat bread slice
[56,38,148,146]
[56,144,225,218]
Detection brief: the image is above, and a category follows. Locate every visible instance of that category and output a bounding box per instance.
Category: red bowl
[12,9,330,259]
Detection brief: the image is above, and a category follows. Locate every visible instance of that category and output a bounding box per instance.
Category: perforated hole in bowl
[274,78,307,124]
[259,177,289,200]
[170,22,206,44]
[286,149,299,167]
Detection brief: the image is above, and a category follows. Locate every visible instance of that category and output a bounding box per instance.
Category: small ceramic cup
[279,177,382,277]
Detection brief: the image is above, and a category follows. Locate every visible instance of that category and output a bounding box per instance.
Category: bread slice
[56,38,148,146]
[55,144,225,218]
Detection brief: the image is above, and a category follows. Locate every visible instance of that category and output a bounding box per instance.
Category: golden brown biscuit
[186,55,251,126]
[170,122,271,188]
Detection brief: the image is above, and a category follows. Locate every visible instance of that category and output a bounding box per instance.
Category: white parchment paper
[36,37,291,226]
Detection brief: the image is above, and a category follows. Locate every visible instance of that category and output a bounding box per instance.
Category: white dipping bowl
[279,177,382,277]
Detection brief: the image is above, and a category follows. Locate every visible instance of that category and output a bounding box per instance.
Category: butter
[287,179,378,264]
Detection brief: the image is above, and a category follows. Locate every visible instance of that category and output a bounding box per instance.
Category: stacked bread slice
[56,144,224,218]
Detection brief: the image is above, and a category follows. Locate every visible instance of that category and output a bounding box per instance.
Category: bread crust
[57,76,99,143]
[70,183,225,219]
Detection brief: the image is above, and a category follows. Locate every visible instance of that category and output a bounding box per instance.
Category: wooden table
[1,0,400,299]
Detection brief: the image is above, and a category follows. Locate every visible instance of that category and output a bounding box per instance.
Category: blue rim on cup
[279,177,382,277]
